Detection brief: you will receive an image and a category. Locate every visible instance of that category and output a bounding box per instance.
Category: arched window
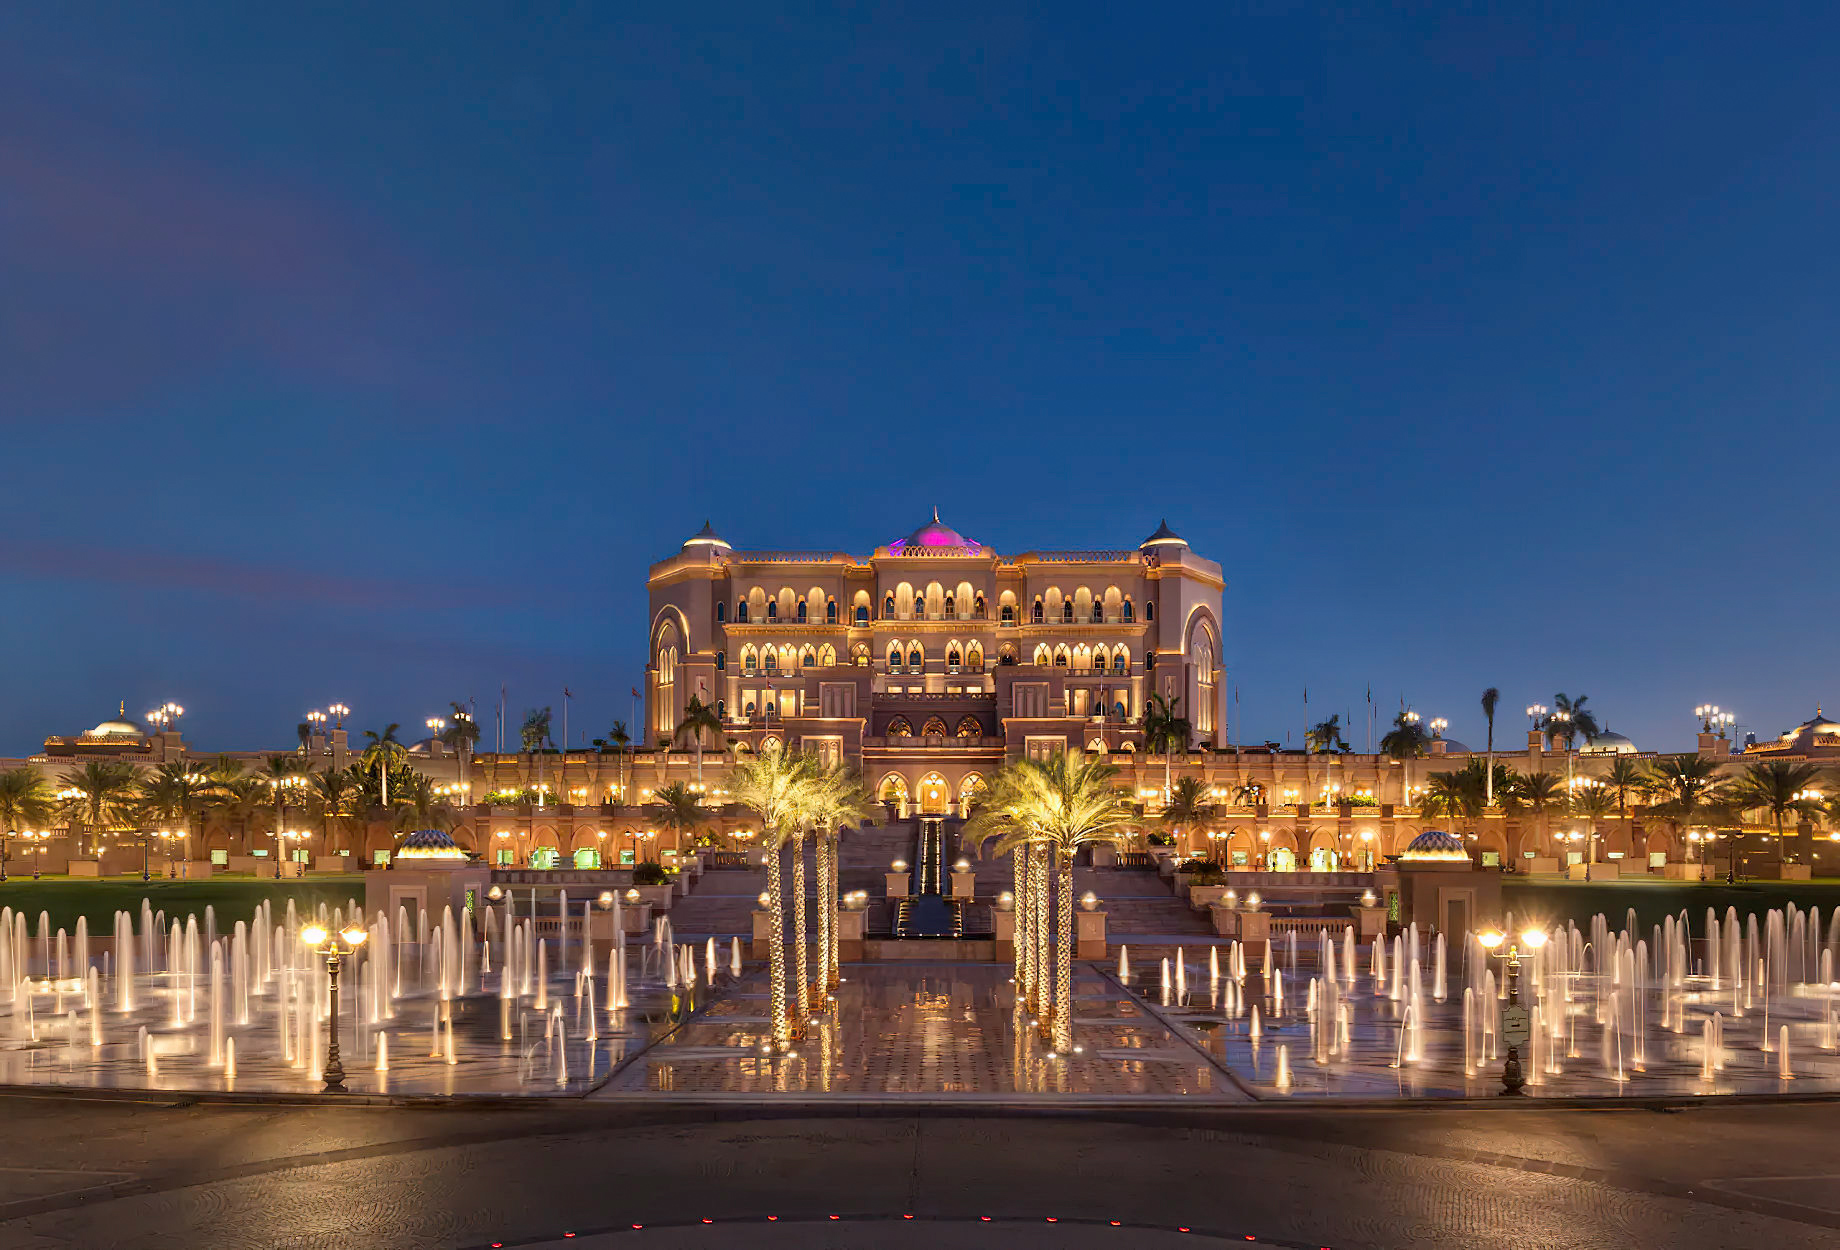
[716,699,726,719]
[1114,700,1126,719]
[1145,601,1155,621]
[956,716,981,740]
[1122,599,1133,623]
[818,644,837,667]
[826,599,838,623]
[737,601,749,623]
[1033,644,1051,667]
[715,650,726,671]
[800,645,816,670]
[883,592,896,618]
[946,647,962,671]
[966,642,983,670]
[855,604,869,625]
[1054,648,1069,667]
[888,717,913,738]
[1114,652,1127,674]
[943,594,956,620]
[763,651,777,674]
[745,701,757,717]
[1001,604,1015,624]
[1062,601,1074,623]
[716,602,726,623]
[742,647,758,676]
[907,647,923,670]
[973,594,986,618]
[1091,602,1103,623]
[1032,599,1044,623]
[796,601,807,623]
[766,601,778,622]
[888,644,903,671]
[852,643,870,666]
[921,716,949,737]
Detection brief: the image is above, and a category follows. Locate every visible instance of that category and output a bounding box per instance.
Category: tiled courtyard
[599,962,1243,1099]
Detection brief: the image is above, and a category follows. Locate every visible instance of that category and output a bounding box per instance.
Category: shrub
[631,861,672,885]
[1180,858,1225,884]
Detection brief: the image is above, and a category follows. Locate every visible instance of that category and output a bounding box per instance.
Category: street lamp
[1526,704,1547,734]
[328,703,350,729]
[1429,717,1448,739]
[299,922,368,1092]
[265,773,310,877]
[1477,926,1548,1095]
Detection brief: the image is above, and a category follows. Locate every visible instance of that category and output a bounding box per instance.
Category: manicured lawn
[1503,877,1840,933]
[0,876,364,934]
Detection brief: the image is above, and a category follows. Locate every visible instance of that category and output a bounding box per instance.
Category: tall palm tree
[1480,687,1500,806]
[1513,771,1564,855]
[1726,760,1827,867]
[1643,754,1727,866]
[360,724,407,806]
[608,720,632,806]
[1422,772,1471,822]
[519,708,553,753]
[1379,710,1429,760]
[1159,775,1215,856]
[440,702,480,781]
[1572,783,1617,876]
[964,754,1132,1052]
[809,762,872,994]
[306,764,364,856]
[1142,693,1190,800]
[140,760,219,876]
[0,769,55,879]
[673,695,724,784]
[57,759,141,859]
[1306,715,1347,754]
[254,754,311,876]
[1550,693,1600,749]
[650,782,706,858]
[729,745,824,1049]
[391,771,461,834]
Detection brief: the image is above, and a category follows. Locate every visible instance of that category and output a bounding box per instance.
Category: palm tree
[1379,710,1430,760]
[391,771,461,834]
[519,708,553,753]
[57,759,141,859]
[440,702,480,776]
[1513,771,1564,855]
[650,782,705,858]
[608,720,632,806]
[729,745,824,1049]
[1643,754,1727,870]
[673,696,724,785]
[306,764,363,856]
[254,754,311,876]
[963,754,1131,1052]
[1726,760,1827,867]
[139,760,219,877]
[1422,772,1471,822]
[1480,687,1500,807]
[1550,693,1600,749]
[1159,775,1215,856]
[1142,693,1190,800]
[962,767,1042,1007]
[360,724,407,806]
[0,769,54,879]
[809,762,872,994]
[1306,715,1347,754]
[1572,783,1617,877]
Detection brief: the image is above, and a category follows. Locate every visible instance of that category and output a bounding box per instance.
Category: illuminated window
[907,648,922,669]
[974,594,986,618]
[1001,604,1015,624]
[764,652,777,673]
[1032,600,1043,623]
[883,593,896,617]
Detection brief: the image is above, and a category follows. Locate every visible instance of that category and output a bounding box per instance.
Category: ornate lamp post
[328,703,350,728]
[1477,926,1548,1095]
[266,774,310,877]
[299,922,368,1092]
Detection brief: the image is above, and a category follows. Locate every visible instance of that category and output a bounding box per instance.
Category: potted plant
[630,859,676,910]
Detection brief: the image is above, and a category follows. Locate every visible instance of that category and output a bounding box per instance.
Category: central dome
[890,508,979,553]
[85,704,143,739]
[1398,830,1471,863]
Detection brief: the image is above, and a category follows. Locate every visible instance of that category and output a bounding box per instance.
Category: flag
[564,687,574,699]
[1366,684,1371,704]
[631,687,641,699]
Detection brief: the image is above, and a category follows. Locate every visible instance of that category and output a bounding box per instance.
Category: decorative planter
[1188,884,1228,911]
[634,884,674,911]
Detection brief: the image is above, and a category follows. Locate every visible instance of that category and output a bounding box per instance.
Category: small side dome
[85,703,144,739]
[394,829,469,860]
[1579,729,1636,755]
[682,520,731,552]
[1398,830,1471,862]
[1139,518,1188,549]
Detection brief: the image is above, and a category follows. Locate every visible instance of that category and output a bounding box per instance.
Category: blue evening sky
[2,3,1835,756]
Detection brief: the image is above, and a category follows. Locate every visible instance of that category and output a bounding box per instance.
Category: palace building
[644,512,1226,816]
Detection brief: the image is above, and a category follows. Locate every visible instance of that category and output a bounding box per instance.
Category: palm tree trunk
[1033,847,1050,1024]
[766,837,791,1048]
[815,831,833,996]
[792,831,810,1025]
[1012,845,1027,988]
[1019,844,1035,1010]
[1055,850,1074,1053]
[827,832,842,989]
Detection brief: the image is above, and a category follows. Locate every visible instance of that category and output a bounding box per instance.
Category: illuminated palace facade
[643,513,1226,815]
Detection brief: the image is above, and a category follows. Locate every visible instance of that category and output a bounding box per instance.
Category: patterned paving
[599,962,1244,1098]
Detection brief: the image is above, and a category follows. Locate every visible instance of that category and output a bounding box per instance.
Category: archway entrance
[1309,846,1336,872]
[917,773,950,815]
[878,774,910,819]
[1268,847,1297,872]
